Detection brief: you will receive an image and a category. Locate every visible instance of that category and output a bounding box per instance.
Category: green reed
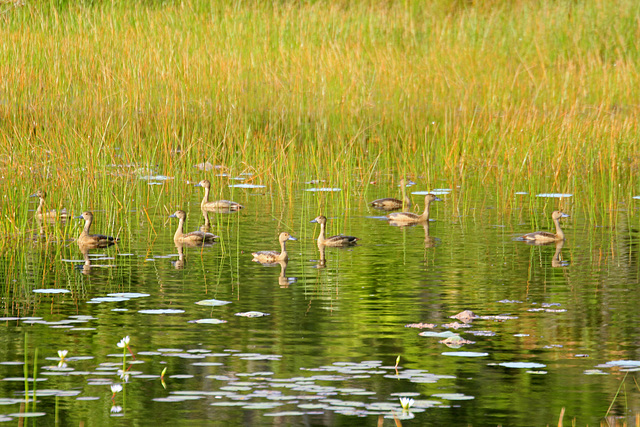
[0,0,639,235]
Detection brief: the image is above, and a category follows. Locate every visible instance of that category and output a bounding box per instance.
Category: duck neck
[317,222,326,244]
[36,197,45,214]
[81,218,92,237]
[279,239,288,261]
[553,217,565,240]
[174,217,185,240]
[418,200,432,222]
[201,186,210,206]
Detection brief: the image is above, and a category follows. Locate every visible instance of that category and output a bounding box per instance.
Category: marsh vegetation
[0,0,639,425]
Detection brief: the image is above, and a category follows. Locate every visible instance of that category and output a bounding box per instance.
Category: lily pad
[432,393,475,401]
[195,299,232,307]
[33,289,71,294]
[229,184,265,189]
[235,311,270,318]
[138,309,185,314]
[305,188,341,192]
[189,319,227,324]
[535,193,573,198]
[442,352,489,357]
[498,362,546,369]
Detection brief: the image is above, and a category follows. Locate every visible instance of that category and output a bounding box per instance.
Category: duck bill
[310,218,318,223]
[560,213,569,218]
[29,193,39,198]
[288,236,298,241]
[434,197,443,202]
[169,214,178,218]
[194,183,202,187]
[74,215,83,219]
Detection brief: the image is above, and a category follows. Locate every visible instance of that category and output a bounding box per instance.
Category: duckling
[310,215,359,246]
[30,190,68,220]
[196,180,244,211]
[252,232,296,264]
[75,211,118,247]
[387,194,442,225]
[522,210,569,243]
[370,178,411,211]
[170,210,218,244]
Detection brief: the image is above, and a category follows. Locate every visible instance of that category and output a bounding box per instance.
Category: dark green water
[1,183,639,426]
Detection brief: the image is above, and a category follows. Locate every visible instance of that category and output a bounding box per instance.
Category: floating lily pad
[189,319,227,324]
[305,188,341,192]
[412,189,451,195]
[264,411,305,416]
[235,311,269,318]
[229,183,265,189]
[600,360,640,368]
[535,193,573,198]
[88,297,129,303]
[498,362,546,369]
[7,412,47,418]
[0,398,25,405]
[418,331,459,338]
[138,309,185,314]
[33,289,71,294]
[107,293,150,298]
[432,393,474,400]
[195,299,232,307]
[442,352,489,357]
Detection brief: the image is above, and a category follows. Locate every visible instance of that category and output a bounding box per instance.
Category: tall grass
[0,0,638,236]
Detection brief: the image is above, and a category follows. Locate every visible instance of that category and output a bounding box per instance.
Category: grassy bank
[0,0,639,234]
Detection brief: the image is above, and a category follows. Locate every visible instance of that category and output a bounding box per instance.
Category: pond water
[1,182,639,426]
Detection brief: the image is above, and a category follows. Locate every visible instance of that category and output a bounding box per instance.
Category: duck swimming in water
[387,194,442,225]
[196,180,244,211]
[75,211,118,248]
[310,215,359,246]
[170,210,218,244]
[522,210,569,243]
[370,178,411,211]
[31,190,68,221]
[252,232,297,264]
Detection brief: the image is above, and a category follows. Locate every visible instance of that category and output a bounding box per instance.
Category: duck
[252,232,297,264]
[30,190,68,220]
[387,194,442,225]
[196,180,244,211]
[522,210,569,243]
[170,210,218,244]
[310,215,359,246]
[75,211,119,247]
[370,178,411,211]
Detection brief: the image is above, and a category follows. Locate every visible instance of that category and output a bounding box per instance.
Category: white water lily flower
[110,384,123,393]
[118,370,130,383]
[57,350,68,359]
[110,405,123,413]
[117,336,130,348]
[399,397,414,410]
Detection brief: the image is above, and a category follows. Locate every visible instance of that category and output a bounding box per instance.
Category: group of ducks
[30,178,570,265]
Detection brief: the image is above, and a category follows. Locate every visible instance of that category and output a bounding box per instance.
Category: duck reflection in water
[423,222,437,248]
[277,260,296,288]
[552,240,568,268]
[314,244,327,269]
[77,242,118,276]
[200,209,211,233]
